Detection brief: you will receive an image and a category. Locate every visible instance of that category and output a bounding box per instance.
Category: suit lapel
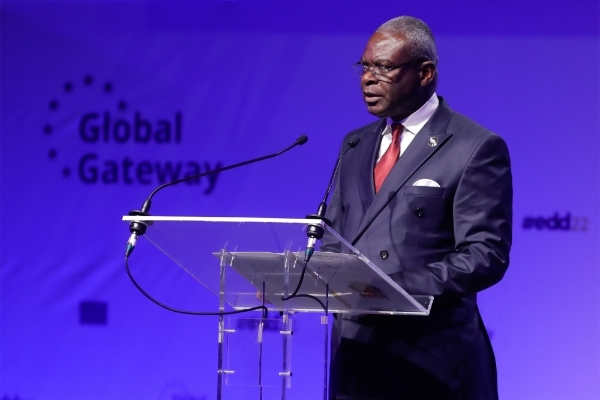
[355,119,386,214]
[350,100,454,244]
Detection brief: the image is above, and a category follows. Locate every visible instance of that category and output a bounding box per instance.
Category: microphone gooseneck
[125,135,309,256]
[304,135,360,262]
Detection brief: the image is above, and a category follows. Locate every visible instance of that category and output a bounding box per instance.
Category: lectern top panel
[122,216,325,225]
[123,216,431,315]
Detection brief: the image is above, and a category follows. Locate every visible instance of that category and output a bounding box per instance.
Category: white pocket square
[413,179,440,187]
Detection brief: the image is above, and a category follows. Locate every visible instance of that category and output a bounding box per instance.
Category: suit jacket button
[415,208,424,217]
[380,250,389,259]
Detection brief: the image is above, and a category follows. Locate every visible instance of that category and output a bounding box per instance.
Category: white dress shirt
[377,93,439,161]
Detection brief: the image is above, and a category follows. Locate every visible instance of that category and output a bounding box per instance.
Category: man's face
[360,32,424,120]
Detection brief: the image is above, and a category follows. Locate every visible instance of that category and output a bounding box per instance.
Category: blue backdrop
[1,1,599,399]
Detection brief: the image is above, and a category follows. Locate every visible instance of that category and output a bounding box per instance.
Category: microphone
[304,135,360,261]
[125,135,309,256]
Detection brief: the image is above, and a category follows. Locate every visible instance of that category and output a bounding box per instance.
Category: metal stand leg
[280,312,292,400]
[280,251,293,400]
[217,249,232,400]
[323,284,329,400]
[217,314,224,400]
[258,281,266,400]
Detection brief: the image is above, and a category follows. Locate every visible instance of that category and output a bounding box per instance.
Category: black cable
[287,294,326,311]
[280,258,327,312]
[281,259,308,300]
[125,255,268,317]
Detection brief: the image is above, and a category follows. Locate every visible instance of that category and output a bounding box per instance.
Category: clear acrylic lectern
[121,216,433,400]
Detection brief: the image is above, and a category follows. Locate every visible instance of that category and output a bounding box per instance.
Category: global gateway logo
[45,75,222,194]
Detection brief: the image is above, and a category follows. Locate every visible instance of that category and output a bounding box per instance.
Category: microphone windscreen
[296,135,309,145]
[347,135,361,148]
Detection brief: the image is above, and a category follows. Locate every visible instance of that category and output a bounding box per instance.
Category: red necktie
[374,123,403,193]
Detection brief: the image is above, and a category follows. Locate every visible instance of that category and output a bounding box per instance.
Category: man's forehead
[363,31,408,60]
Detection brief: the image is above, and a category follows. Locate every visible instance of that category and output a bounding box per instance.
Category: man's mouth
[364,93,381,104]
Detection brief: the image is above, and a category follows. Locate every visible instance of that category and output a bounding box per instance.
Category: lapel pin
[428,137,439,147]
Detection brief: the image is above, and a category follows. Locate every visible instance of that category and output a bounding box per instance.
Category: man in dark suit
[326,16,512,399]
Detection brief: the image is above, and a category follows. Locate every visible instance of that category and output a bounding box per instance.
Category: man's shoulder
[442,105,510,160]
[438,99,498,139]
[448,110,495,137]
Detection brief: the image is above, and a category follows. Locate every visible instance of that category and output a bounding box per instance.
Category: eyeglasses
[351,58,427,82]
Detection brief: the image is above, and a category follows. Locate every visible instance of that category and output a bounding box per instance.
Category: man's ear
[420,61,436,87]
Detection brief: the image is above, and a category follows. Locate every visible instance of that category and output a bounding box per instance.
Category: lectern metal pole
[217,249,228,400]
[280,251,293,400]
[258,281,266,400]
[323,284,329,400]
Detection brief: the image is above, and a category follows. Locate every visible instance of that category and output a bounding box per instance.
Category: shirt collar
[385,93,439,135]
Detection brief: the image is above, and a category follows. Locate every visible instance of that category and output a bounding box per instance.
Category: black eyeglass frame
[351,58,429,81]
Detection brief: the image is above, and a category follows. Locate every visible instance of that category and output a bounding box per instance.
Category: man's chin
[366,106,389,118]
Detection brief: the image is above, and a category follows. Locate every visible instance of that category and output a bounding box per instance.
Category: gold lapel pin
[428,137,439,147]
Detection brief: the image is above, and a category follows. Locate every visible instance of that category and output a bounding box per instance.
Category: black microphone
[304,135,360,261]
[125,135,309,256]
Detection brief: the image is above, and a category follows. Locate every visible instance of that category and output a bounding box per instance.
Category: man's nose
[361,68,378,85]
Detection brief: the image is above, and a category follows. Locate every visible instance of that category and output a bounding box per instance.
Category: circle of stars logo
[45,74,127,178]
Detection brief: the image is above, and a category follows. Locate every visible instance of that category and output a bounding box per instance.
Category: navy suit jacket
[326,97,512,399]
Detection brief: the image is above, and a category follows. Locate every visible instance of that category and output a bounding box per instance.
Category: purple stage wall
[1,1,598,399]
